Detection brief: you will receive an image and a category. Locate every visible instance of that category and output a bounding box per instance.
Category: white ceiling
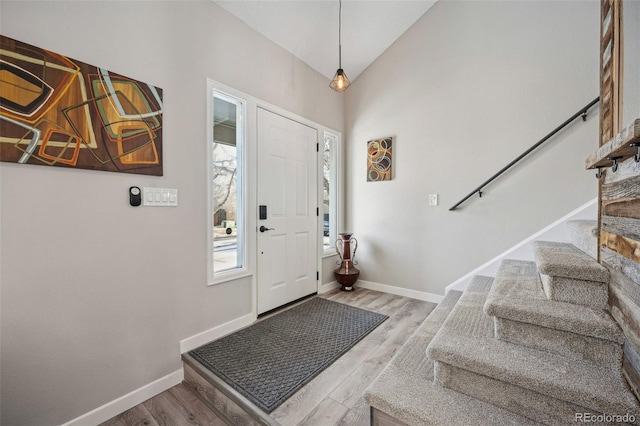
[214,0,438,82]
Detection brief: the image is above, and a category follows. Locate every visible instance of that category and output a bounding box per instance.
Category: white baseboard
[179,313,255,354]
[319,280,340,293]
[62,313,257,425]
[61,369,183,426]
[357,280,444,304]
[445,197,598,293]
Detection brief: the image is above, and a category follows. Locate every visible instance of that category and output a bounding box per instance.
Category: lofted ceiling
[214,0,438,83]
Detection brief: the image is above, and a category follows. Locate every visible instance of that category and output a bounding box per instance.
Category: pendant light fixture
[329,0,351,92]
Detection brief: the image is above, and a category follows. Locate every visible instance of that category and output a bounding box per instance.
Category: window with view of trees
[211,92,245,275]
[323,131,338,251]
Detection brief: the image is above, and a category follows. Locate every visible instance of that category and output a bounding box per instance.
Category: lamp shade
[330,68,351,92]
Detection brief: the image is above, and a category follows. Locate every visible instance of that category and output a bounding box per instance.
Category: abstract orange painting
[0,35,163,175]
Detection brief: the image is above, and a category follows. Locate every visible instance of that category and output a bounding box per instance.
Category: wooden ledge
[586,118,640,169]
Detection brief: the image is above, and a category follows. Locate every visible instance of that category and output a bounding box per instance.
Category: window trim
[207,83,250,285]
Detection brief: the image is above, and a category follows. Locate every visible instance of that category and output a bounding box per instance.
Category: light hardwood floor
[101,288,437,426]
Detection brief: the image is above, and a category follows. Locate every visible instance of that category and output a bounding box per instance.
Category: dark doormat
[188,297,388,413]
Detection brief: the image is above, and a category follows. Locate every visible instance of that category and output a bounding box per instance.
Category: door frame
[206,79,341,319]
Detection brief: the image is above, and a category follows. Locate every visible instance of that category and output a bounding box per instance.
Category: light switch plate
[428,194,438,206]
[143,187,178,207]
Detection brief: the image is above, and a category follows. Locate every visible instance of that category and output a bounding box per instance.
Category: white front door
[257,108,318,314]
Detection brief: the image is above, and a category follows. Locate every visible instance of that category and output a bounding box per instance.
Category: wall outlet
[428,194,438,206]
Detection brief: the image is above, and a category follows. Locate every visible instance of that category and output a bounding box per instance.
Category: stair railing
[449,97,600,211]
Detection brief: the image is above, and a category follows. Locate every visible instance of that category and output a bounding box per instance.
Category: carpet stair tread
[364,279,538,426]
[426,278,640,419]
[533,241,609,282]
[533,241,609,309]
[485,259,623,343]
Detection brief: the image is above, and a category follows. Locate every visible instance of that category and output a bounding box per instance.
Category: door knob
[259,226,274,232]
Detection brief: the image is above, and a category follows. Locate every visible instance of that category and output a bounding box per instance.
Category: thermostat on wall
[129,186,142,207]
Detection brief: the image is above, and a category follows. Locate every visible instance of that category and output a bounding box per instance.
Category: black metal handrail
[449,97,600,211]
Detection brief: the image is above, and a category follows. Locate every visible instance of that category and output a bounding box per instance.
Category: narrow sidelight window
[211,92,245,276]
[323,131,339,251]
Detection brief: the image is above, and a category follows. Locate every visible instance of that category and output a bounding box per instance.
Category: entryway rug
[188,297,388,413]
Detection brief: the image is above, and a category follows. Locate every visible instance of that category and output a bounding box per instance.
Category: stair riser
[495,317,623,369]
[182,359,271,426]
[541,274,609,310]
[433,361,633,425]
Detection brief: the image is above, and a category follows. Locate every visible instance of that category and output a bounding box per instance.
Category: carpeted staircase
[365,220,640,425]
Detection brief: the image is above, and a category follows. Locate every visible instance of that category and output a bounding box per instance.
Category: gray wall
[0,1,343,424]
[344,0,600,296]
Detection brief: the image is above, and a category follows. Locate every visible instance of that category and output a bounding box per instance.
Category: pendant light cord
[338,0,342,69]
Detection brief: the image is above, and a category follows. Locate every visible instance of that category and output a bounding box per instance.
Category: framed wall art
[0,35,164,175]
[367,136,392,181]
